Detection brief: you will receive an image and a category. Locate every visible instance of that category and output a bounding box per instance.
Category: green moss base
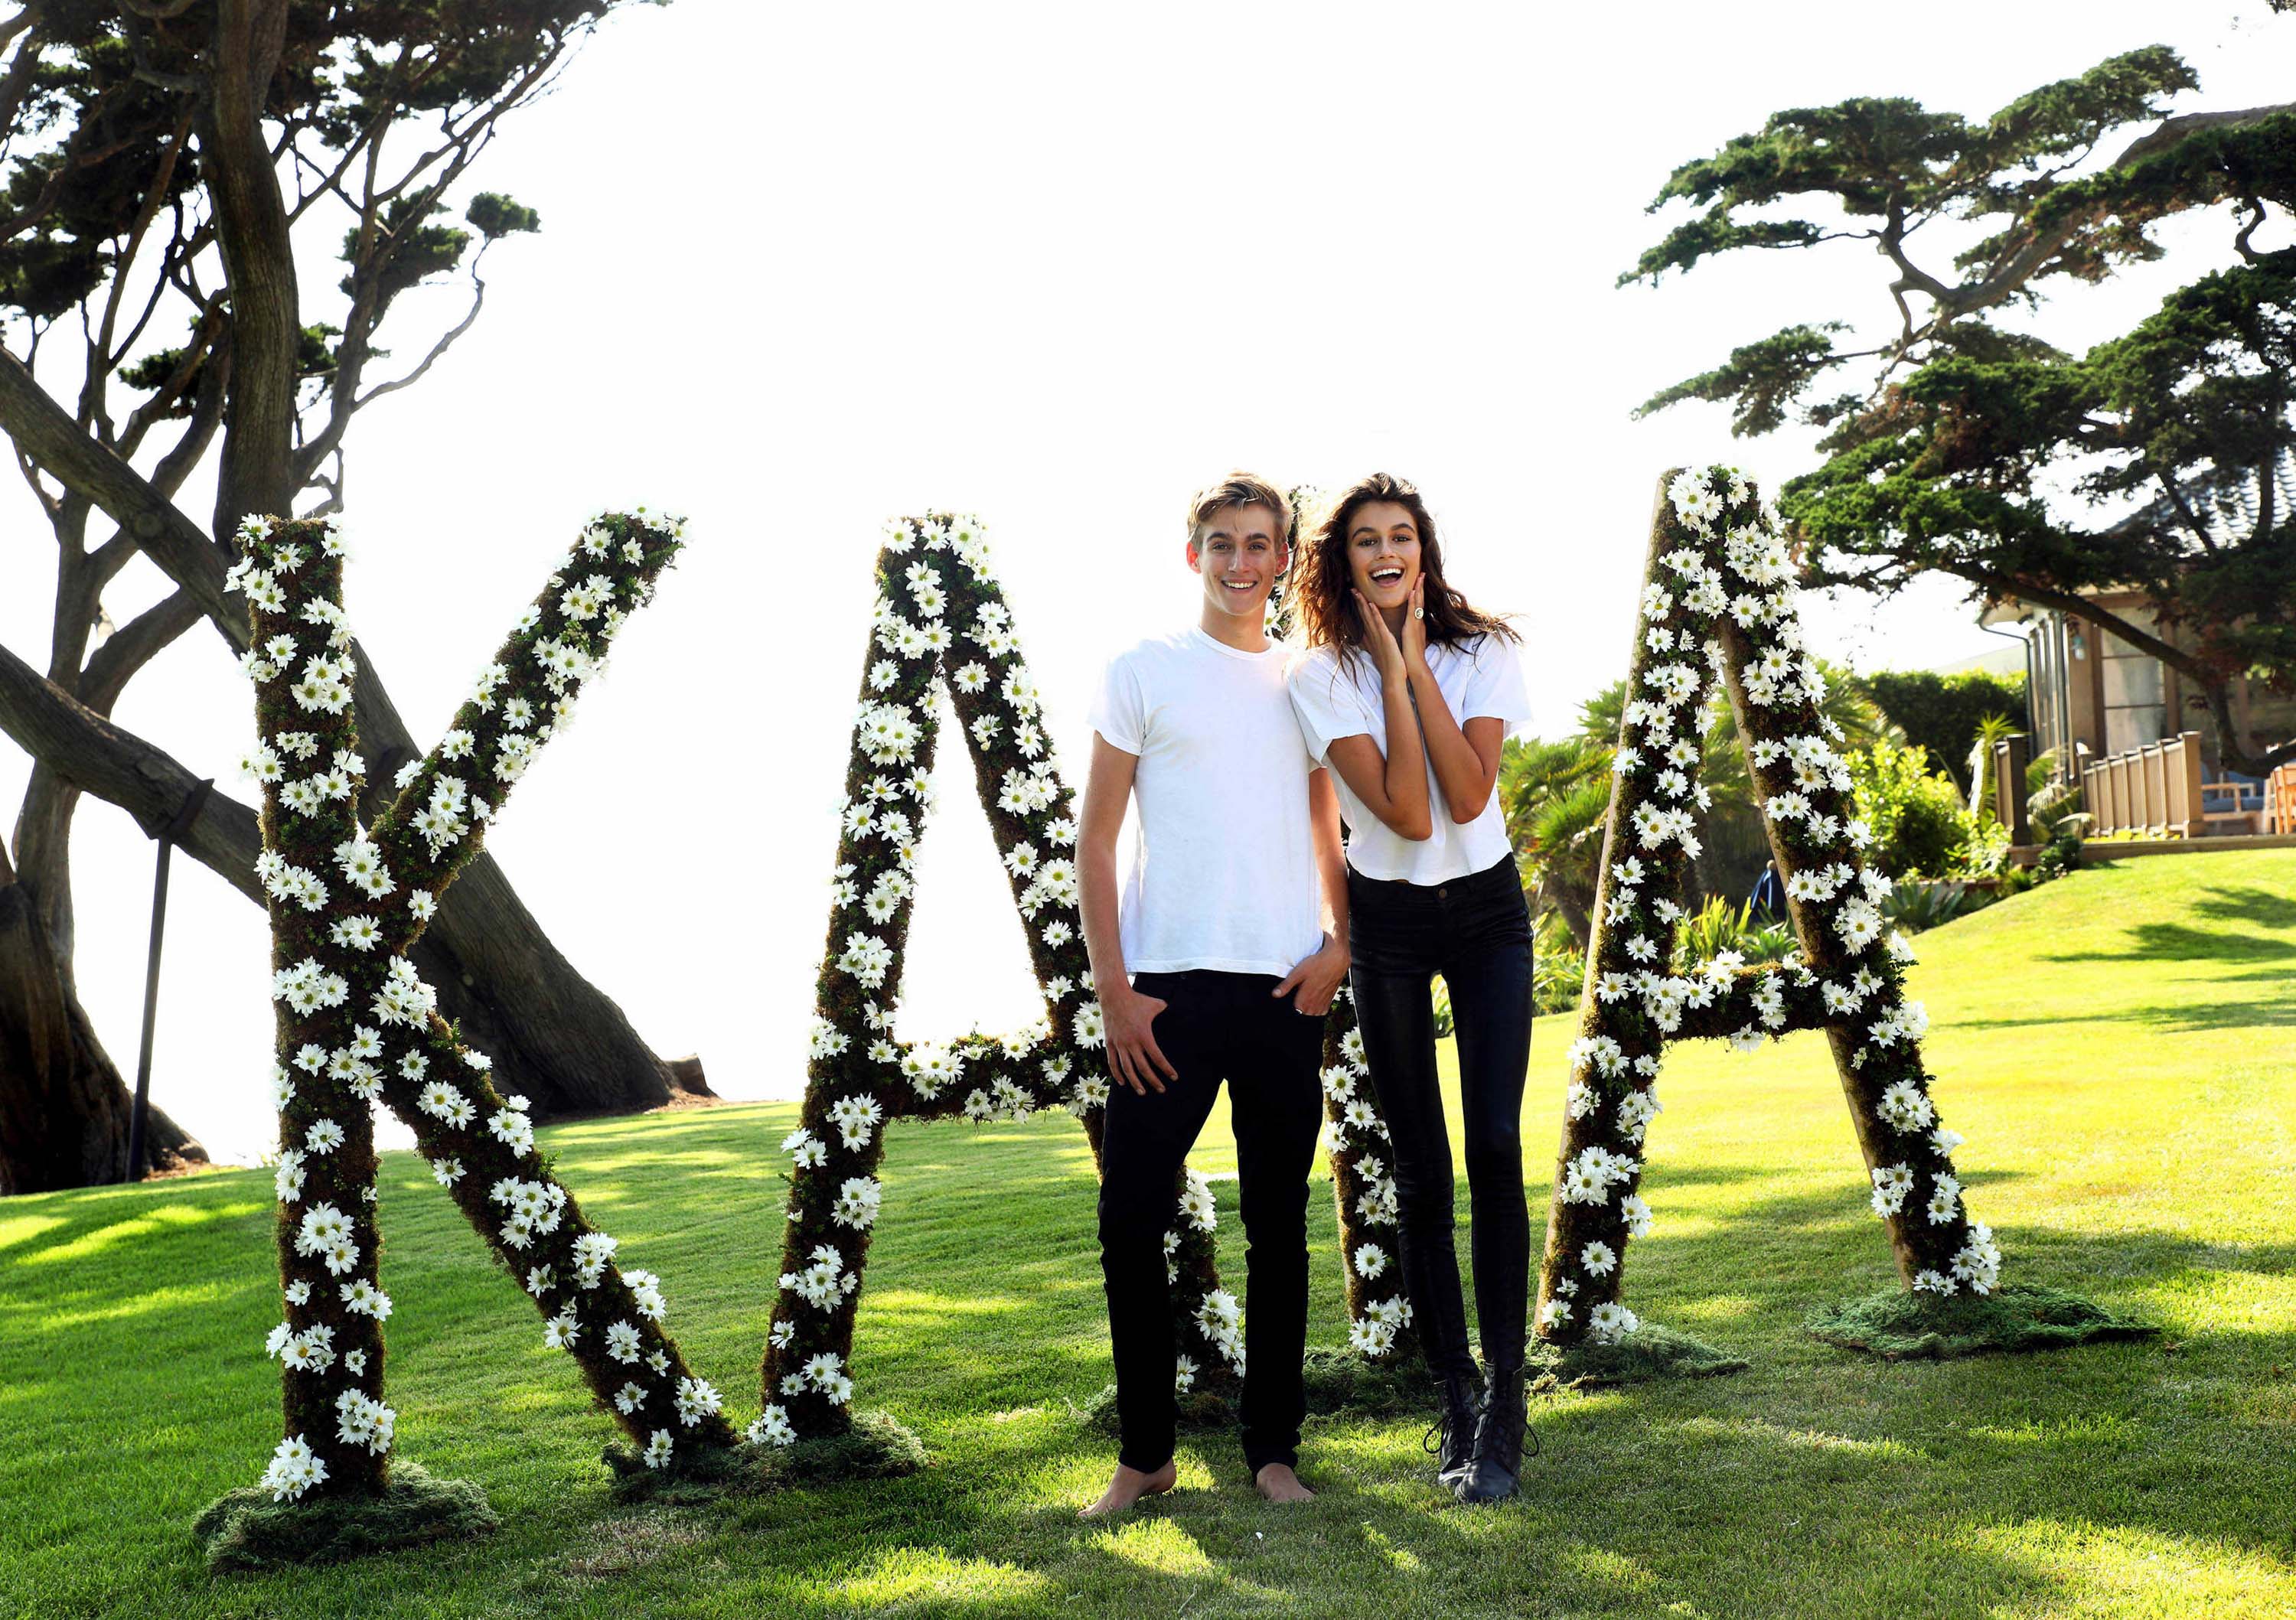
[1531,1322,1751,1387]
[1805,1283,2155,1359]
[1079,1381,1234,1438]
[603,1412,927,1501]
[1300,1346,1430,1416]
[193,1462,496,1572]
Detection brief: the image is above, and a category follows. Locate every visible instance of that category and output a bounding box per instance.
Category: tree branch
[78,588,203,715]
[86,333,233,592]
[1878,198,1957,312]
[85,107,196,443]
[0,14,48,152]
[351,251,488,411]
[0,635,263,901]
[0,344,244,650]
[2234,197,2268,263]
[113,295,226,464]
[290,54,556,487]
[1950,103,2296,320]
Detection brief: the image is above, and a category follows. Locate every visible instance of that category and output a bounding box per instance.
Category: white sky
[4,1,2288,1162]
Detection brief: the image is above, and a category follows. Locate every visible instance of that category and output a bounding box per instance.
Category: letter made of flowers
[229,511,736,1504]
[759,515,1414,1447]
[1534,468,2000,1353]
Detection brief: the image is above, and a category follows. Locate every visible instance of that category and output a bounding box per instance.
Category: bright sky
[4,1,2286,1163]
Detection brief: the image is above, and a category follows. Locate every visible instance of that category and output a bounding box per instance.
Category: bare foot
[1254,1462,1316,1504]
[1079,1459,1177,1519]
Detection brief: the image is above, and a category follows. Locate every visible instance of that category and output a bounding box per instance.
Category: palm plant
[1963,712,2020,814]
[1504,660,1900,948]
[1499,735,1614,947]
[1671,896,1798,971]
[1531,911,1588,1017]
[1883,879,1977,933]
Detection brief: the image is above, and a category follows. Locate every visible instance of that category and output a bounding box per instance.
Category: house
[1977,588,2296,784]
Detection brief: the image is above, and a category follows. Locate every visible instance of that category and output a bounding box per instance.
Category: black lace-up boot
[1424,1366,1482,1485]
[1455,1358,1533,1504]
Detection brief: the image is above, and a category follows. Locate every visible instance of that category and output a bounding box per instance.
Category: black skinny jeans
[1097,970,1326,1476]
[1346,851,1534,1383]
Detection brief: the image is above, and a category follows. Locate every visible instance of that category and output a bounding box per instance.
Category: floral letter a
[1535,468,1998,1354]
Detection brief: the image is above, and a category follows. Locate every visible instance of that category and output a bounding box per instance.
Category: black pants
[1097,969,1326,1476]
[1346,851,1534,1382]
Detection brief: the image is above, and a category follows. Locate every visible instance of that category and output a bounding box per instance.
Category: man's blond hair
[1185,472,1292,551]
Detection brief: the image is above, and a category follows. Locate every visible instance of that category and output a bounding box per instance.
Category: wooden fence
[2081,731,2208,838]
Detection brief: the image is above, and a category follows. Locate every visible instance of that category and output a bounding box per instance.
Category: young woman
[1283,471,1536,1504]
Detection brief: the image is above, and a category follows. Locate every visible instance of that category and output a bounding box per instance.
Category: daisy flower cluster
[227,510,736,1498]
[1533,468,1997,1351]
[760,514,1241,1446]
[1315,990,1414,1360]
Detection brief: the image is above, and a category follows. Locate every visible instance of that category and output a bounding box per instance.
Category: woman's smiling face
[1347,500,1422,610]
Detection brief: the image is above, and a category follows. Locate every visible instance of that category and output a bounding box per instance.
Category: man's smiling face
[1189,503,1287,624]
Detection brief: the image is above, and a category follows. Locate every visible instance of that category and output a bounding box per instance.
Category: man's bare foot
[1079,1459,1177,1519]
[1254,1462,1315,1504]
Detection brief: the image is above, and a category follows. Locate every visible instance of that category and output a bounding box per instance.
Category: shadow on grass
[2004,1224,2296,1287]
[2038,921,2296,966]
[0,1173,272,1267]
[2184,884,2296,932]
[1628,1173,2296,1322]
[1954,993,2296,1034]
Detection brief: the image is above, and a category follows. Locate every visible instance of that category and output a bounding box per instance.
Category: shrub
[2030,775,2086,841]
[1864,668,2027,795]
[1848,740,1971,878]
[2035,824,2084,882]
[1951,806,2011,877]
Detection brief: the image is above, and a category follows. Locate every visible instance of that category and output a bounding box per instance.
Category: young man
[1076,472,1352,1519]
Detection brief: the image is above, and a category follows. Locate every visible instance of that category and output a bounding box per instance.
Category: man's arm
[1274,766,1352,1015]
[1079,732,1176,1094]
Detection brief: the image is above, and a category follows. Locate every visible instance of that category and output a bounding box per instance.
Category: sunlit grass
[1,851,2291,1617]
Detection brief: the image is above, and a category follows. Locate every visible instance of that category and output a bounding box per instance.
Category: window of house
[2099,607,2167,756]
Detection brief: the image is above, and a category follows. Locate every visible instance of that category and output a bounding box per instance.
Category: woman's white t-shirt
[1088,627,1326,978]
[1286,634,1532,885]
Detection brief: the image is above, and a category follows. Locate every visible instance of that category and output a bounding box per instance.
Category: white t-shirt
[1287,634,1532,885]
[1088,627,1326,978]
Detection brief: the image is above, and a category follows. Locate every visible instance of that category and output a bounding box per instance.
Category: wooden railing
[1991,733,2033,846]
[2081,731,2207,838]
[2267,762,2296,836]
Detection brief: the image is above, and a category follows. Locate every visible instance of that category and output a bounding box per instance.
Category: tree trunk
[0,874,206,1194]
[0,634,713,1126]
[405,851,720,1121]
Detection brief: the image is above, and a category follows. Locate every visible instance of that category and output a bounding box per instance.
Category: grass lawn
[3,849,2292,1618]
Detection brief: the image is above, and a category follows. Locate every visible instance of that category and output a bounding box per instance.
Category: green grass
[3,850,2293,1618]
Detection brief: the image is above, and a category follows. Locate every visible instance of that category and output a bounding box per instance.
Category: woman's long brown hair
[1287,472,1518,674]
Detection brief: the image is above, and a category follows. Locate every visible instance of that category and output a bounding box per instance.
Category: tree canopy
[1627,46,2296,774]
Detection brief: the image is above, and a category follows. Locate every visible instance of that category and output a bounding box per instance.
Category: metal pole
[128,777,212,1180]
